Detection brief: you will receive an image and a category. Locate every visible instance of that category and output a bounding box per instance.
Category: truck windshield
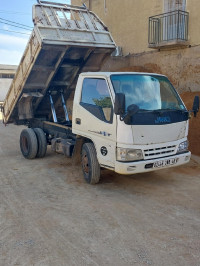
[110,74,186,112]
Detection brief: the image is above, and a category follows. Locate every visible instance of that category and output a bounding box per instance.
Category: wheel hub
[82,153,89,174]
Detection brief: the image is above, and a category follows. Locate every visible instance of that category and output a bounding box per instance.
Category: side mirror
[114,93,125,115]
[192,95,199,117]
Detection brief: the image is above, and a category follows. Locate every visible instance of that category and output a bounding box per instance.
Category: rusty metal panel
[3,2,116,124]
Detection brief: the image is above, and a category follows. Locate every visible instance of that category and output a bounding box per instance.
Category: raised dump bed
[3,1,116,124]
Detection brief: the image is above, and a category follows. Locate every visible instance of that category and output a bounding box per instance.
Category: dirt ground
[0,122,200,266]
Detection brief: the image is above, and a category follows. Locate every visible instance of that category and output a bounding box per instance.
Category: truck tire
[20,128,38,159]
[81,143,101,184]
[33,128,47,158]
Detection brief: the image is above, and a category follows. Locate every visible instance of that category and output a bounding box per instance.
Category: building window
[164,0,186,12]
[0,73,15,79]
[149,0,188,47]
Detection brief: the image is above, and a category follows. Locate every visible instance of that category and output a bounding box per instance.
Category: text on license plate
[153,158,179,168]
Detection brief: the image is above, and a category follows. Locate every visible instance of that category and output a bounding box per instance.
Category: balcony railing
[148,10,189,48]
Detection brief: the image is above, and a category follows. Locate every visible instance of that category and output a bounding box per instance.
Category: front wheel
[81,143,101,184]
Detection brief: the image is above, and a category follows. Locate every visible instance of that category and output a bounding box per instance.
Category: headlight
[117,148,144,161]
[177,141,188,153]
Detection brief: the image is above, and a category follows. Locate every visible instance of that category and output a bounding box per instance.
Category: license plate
[153,158,179,168]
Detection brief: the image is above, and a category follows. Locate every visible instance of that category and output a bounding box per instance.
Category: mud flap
[72,138,84,165]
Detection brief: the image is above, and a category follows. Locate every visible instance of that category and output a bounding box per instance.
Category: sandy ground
[0,122,200,266]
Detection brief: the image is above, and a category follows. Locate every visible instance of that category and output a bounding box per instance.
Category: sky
[0,0,71,65]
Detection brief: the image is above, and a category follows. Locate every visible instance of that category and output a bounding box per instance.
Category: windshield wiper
[130,108,188,115]
[137,109,152,113]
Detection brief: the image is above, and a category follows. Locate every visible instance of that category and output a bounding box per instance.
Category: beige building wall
[72,0,200,93]
[72,0,200,55]
[0,65,17,120]
[0,107,2,120]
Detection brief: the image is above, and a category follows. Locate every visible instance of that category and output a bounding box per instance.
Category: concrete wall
[0,65,17,101]
[0,65,17,120]
[102,45,200,93]
[0,103,2,120]
[0,79,13,102]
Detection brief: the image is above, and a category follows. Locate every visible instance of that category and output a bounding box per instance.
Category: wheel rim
[21,136,28,154]
[82,152,89,175]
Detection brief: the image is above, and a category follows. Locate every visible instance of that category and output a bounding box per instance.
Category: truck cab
[73,72,195,180]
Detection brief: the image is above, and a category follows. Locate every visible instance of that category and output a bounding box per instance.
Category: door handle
[76,118,81,125]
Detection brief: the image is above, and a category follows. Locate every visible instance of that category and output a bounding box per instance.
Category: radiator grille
[144,145,176,159]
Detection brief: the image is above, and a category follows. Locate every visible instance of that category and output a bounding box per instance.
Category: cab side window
[80,78,113,123]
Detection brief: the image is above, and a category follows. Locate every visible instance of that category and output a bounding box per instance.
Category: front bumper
[115,151,191,175]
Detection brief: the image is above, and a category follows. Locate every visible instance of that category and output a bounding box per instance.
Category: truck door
[73,77,116,168]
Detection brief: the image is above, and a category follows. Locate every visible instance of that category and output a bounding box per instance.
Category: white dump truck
[3,1,199,184]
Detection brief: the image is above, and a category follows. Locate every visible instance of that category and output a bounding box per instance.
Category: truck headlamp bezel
[117,148,144,162]
[177,141,188,153]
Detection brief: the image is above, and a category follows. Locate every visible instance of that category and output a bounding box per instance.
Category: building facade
[0,64,17,120]
[72,0,200,93]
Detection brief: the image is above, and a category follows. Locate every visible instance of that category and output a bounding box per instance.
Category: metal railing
[149,10,189,46]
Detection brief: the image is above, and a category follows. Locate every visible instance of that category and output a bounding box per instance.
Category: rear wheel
[81,143,100,184]
[20,128,38,159]
[33,128,47,158]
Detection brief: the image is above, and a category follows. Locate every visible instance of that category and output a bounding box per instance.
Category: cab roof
[80,72,167,78]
